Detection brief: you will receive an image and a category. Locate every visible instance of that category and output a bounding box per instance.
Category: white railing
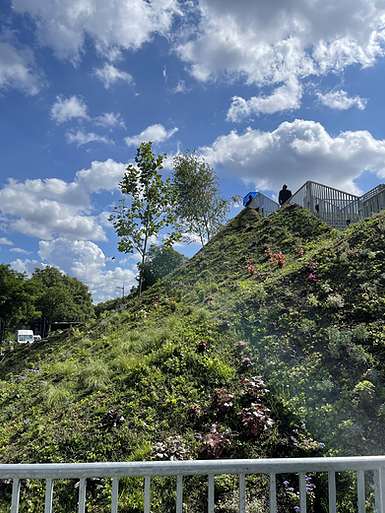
[246,192,279,217]
[1,456,385,513]
[286,181,361,230]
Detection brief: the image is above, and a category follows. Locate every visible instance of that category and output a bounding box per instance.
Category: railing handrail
[2,456,385,479]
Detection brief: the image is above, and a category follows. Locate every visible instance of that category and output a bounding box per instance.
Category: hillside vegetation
[1,204,385,513]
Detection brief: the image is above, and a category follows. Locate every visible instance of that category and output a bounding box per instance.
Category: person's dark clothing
[279,188,292,205]
[245,195,253,207]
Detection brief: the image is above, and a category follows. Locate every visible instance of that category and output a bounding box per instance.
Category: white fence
[286,181,361,230]
[283,181,385,230]
[248,192,279,217]
[1,456,385,513]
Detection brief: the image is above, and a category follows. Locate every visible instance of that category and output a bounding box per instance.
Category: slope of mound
[0,206,384,512]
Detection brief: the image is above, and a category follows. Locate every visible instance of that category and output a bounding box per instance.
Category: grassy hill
[1,204,385,512]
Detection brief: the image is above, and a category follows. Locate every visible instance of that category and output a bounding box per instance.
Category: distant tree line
[0,264,94,333]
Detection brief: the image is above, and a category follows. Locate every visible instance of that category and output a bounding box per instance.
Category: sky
[1,0,385,304]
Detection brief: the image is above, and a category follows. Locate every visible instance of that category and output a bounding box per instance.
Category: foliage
[1,204,385,512]
[138,244,188,293]
[172,150,239,246]
[33,266,94,324]
[0,264,41,328]
[110,142,181,296]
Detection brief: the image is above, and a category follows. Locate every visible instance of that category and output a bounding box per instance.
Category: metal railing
[361,184,385,219]
[1,456,385,513]
[248,192,279,217]
[286,181,361,230]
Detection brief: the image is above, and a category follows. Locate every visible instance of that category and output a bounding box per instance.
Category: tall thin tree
[110,142,181,297]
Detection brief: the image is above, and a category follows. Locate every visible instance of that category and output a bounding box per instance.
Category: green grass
[1,204,385,512]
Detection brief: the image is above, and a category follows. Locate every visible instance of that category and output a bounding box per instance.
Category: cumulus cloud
[93,112,126,129]
[0,237,13,246]
[200,119,385,194]
[124,124,178,147]
[50,95,89,123]
[227,78,303,121]
[316,89,367,110]
[94,63,134,89]
[12,0,181,62]
[38,238,137,303]
[65,130,113,146]
[0,156,129,243]
[10,259,39,276]
[0,40,43,95]
[171,0,385,114]
[176,0,385,84]
[0,177,107,241]
[75,159,126,193]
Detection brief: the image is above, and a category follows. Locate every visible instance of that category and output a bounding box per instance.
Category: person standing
[279,184,292,206]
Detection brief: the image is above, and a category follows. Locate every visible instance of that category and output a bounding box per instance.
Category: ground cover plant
[1,204,385,512]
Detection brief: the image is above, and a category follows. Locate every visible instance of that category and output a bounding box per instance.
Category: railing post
[328,471,336,513]
[11,478,20,513]
[111,477,119,513]
[299,472,307,513]
[176,475,183,513]
[239,474,245,513]
[78,478,86,513]
[144,476,151,513]
[357,470,365,513]
[374,467,385,513]
[208,475,215,513]
[44,478,53,513]
[269,473,276,513]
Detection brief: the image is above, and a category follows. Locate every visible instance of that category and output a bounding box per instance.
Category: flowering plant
[238,403,275,437]
[269,252,285,267]
[195,424,231,459]
[246,260,256,274]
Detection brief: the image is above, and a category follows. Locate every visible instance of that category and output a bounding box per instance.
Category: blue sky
[1,0,385,303]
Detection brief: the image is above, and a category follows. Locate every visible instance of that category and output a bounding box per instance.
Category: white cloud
[0,237,13,245]
[94,63,134,89]
[200,119,385,194]
[50,95,89,123]
[10,259,39,276]
[93,112,126,129]
[227,77,303,121]
[12,0,181,62]
[316,89,367,110]
[0,40,43,95]
[75,158,126,193]
[124,124,178,147]
[173,0,385,113]
[172,80,188,94]
[65,130,113,146]
[10,247,31,254]
[0,177,107,241]
[38,238,137,303]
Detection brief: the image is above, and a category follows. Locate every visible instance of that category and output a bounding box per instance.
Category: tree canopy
[110,142,182,296]
[0,264,41,328]
[172,150,236,246]
[138,245,188,293]
[33,267,94,324]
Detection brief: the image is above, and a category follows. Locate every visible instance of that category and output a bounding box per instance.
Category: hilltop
[1,204,385,512]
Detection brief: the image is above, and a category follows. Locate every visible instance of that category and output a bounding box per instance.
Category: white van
[33,335,41,342]
[15,330,34,344]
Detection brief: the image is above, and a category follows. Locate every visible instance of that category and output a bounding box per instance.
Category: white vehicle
[33,335,41,342]
[15,330,34,344]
